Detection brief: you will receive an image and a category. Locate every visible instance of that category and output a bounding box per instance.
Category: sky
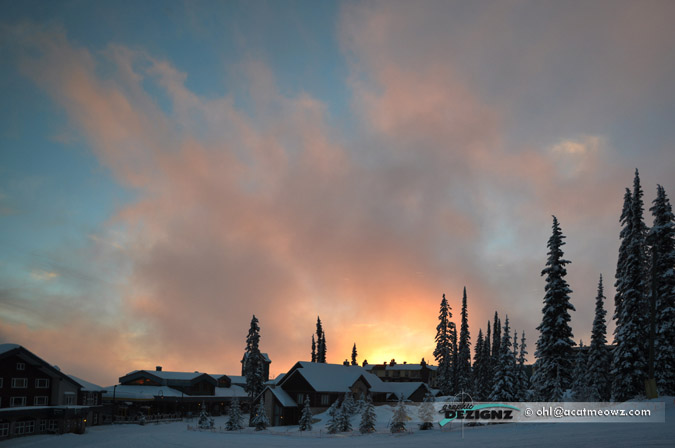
[1,0,674,387]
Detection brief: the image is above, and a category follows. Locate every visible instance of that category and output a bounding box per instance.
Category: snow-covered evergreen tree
[472,329,489,400]
[492,312,501,365]
[571,341,590,401]
[587,275,611,401]
[516,331,529,400]
[418,393,435,430]
[342,393,356,417]
[434,294,454,395]
[251,398,269,430]
[450,321,458,394]
[532,216,575,401]
[326,400,341,434]
[198,402,214,429]
[612,170,649,401]
[483,321,493,396]
[351,343,358,366]
[299,395,313,431]
[359,395,376,434]
[337,403,352,432]
[648,185,675,395]
[225,398,244,431]
[457,287,472,394]
[490,316,518,401]
[389,396,408,433]
[244,315,264,403]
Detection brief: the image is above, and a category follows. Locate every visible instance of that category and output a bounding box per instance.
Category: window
[320,394,330,406]
[39,420,47,432]
[296,393,303,404]
[49,420,58,431]
[34,396,48,406]
[0,423,9,437]
[10,396,27,407]
[14,421,34,435]
[11,378,27,388]
[35,378,50,388]
[65,394,75,405]
[16,362,25,371]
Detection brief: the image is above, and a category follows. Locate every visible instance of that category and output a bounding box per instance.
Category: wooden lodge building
[104,367,250,418]
[0,344,106,440]
[363,358,439,388]
[257,361,432,426]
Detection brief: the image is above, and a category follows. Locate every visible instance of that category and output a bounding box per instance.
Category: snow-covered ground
[5,398,673,448]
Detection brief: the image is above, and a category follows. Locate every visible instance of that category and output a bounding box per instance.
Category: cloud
[3,0,674,386]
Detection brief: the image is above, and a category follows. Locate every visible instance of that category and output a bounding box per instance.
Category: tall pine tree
[316,316,327,363]
[587,275,611,401]
[612,170,649,401]
[456,287,472,393]
[351,343,358,366]
[490,316,517,402]
[532,216,575,401]
[517,331,528,400]
[244,315,264,403]
[648,185,675,395]
[472,329,490,400]
[483,321,493,396]
[311,335,316,362]
[434,294,454,395]
[492,312,501,365]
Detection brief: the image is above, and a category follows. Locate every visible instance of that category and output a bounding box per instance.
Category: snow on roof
[363,363,438,371]
[214,385,248,399]
[242,352,271,362]
[384,382,430,400]
[68,374,103,391]
[0,343,21,355]
[266,387,297,408]
[123,370,215,383]
[282,362,390,393]
[227,375,246,385]
[101,385,183,400]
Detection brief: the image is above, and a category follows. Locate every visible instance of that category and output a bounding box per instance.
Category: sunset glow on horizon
[1,0,674,387]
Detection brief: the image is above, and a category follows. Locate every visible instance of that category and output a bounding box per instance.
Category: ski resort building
[0,344,106,440]
[105,367,249,418]
[256,361,432,426]
[363,359,439,388]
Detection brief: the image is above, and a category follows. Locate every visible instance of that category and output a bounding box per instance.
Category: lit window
[34,396,48,406]
[11,378,27,388]
[35,378,50,388]
[10,396,26,407]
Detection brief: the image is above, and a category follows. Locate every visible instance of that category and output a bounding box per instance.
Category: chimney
[156,366,162,372]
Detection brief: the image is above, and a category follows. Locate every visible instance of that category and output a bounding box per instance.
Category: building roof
[266,386,297,408]
[120,370,217,387]
[68,374,103,391]
[0,344,82,389]
[279,362,390,393]
[0,343,21,355]
[214,385,248,399]
[364,363,437,371]
[102,385,183,400]
[384,382,431,400]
